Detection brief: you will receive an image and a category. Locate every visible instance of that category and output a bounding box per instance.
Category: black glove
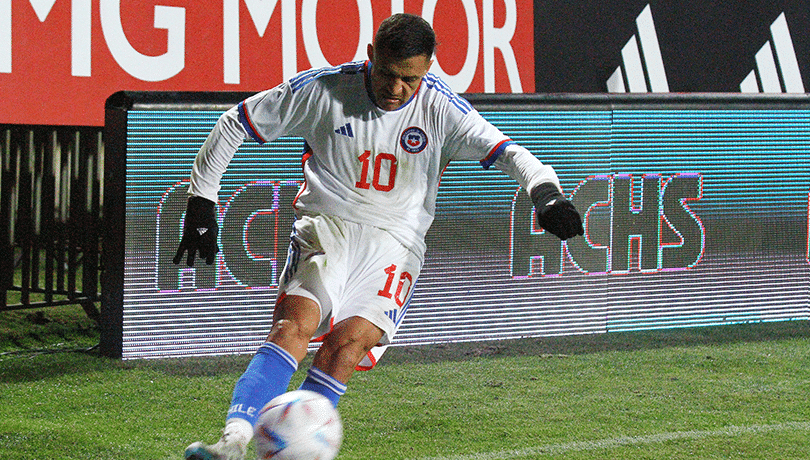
[173,196,220,266]
[531,183,584,240]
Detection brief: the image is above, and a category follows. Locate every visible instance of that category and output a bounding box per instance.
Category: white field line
[415,421,810,460]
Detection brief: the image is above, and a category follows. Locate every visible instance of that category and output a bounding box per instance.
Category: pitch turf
[1,306,808,459]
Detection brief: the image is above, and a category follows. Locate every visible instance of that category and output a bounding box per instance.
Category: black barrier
[0,125,103,319]
[101,91,810,359]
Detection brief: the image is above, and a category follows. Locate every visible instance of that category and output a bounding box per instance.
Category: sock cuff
[306,366,347,395]
[259,342,298,371]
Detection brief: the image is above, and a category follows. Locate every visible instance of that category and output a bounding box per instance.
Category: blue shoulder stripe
[289,60,366,93]
[421,73,473,115]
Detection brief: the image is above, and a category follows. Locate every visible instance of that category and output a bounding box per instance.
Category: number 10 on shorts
[377,264,412,307]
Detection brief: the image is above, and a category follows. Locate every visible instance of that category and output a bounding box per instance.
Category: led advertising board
[102,92,810,359]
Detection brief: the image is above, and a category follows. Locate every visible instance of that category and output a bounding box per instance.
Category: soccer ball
[254,390,343,460]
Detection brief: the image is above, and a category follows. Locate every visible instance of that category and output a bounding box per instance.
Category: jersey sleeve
[188,105,246,201]
[188,79,314,201]
[492,143,562,196]
[441,105,514,167]
[237,81,311,144]
[440,103,561,197]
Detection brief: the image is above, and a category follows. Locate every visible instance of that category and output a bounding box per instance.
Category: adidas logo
[606,4,669,93]
[385,309,398,322]
[740,13,804,93]
[334,123,354,137]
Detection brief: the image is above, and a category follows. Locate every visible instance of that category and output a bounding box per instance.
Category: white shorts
[277,214,422,345]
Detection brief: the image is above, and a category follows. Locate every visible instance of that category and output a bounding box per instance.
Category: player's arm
[493,144,584,240]
[174,82,309,266]
[440,102,583,240]
[173,105,246,267]
[190,106,246,201]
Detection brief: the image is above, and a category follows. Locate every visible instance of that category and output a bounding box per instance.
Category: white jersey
[190,61,560,258]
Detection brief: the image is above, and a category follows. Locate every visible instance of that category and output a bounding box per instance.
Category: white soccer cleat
[184,437,246,460]
[186,417,253,460]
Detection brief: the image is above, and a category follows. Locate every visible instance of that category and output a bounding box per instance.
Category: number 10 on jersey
[356,150,398,192]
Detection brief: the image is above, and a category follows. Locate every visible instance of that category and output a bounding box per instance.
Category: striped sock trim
[259,342,298,371]
[306,367,347,395]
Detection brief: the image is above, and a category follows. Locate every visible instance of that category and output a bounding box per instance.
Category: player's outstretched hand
[531,183,584,240]
[173,196,220,266]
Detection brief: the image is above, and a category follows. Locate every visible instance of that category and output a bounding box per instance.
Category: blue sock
[298,366,347,407]
[226,342,298,426]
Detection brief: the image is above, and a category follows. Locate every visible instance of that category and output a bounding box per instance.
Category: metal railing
[1,125,104,320]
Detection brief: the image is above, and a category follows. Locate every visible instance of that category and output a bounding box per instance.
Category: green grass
[0,304,98,353]
[1,308,808,459]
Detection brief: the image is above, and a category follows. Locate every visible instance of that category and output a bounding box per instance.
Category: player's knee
[270,318,310,342]
[325,334,374,366]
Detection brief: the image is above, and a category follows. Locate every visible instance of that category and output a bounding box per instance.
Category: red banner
[0,0,534,126]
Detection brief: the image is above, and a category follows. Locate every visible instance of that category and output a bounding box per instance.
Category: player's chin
[379,97,404,111]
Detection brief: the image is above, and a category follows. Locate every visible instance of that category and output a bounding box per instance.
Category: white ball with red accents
[254,390,343,460]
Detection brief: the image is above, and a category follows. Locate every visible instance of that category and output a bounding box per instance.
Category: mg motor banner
[0,0,533,126]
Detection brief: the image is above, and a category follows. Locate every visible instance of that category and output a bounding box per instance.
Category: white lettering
[223,0,296,84]
[4,0,91,75]
[1,0,9,73]
[29,0,56,22]
[244,0,277,35]
[228,403,244,414]
[301,0,373,68]
[483,0,521,92]
[223,0,241,84]
[422,0,479,93]
[72,0,91,76]
[280,0,296,80]
[3,0,527,92]
[100,0,185,82]
[228,403,259,416]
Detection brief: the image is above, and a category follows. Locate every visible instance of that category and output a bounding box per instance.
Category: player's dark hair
[373,13,436,60]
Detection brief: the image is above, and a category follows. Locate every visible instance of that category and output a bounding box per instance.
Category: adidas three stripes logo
[607,5,804,94]
[334,123,353,138]
[740,13,804,93]
[607,5,668,93]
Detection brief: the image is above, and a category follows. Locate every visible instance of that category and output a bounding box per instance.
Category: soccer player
[175,13,583,460]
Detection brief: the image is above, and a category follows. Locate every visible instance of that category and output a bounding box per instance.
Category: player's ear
[367,44,374,63]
